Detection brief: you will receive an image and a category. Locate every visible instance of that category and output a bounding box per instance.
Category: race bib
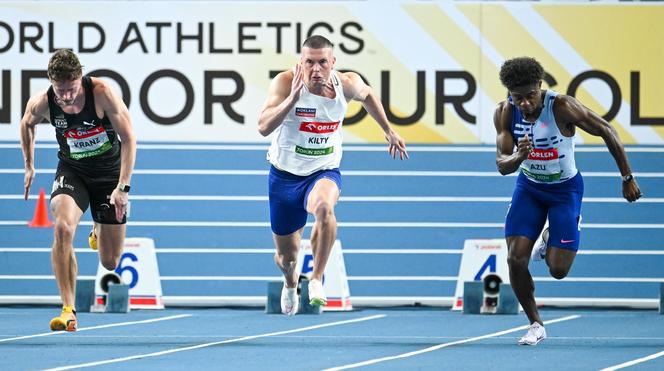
[521,148,561,182]
[64,126,112,160]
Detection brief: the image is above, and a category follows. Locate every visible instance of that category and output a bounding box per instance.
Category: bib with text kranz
[64,125,112,160]
[520,148,561,182]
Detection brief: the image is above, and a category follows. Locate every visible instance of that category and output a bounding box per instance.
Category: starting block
[295,240,352,311]
[265,281,282,314]
[462,275,518,315]
[90,272,130,313]
[106,282,130,313]
[453,239,511,310]
[75,279,96,313]
[462,281,483,314]
[298,279,323,314]
[94,238,164,309]
[265,279,322,315]
[497,283,519,314]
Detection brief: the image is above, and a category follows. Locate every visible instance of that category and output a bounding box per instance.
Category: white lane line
[42,314,385,371]
[601,349,664,371]
[3,248,664,255]
[324,315,580,370]
[4,194,664,203]
[2,221,664,229]
[0,314,191,343]
[3,275,662,283]
[2,169,664,177]
[1,143,661,152]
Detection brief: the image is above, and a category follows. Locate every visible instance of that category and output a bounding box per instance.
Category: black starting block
[463,276,518,315]
[497,283,519,314]
[463,281,483,314]
[266,281,282,314]
[106,282,130,313]
[266,279,322,315]
[91,272,130,313]
[75,279,96,313]
[298,279,323,314]
[659,282,664,314]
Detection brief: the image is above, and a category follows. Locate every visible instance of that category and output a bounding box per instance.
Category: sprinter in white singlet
[258,35,408,315]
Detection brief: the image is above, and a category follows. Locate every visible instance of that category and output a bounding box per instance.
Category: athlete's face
[301,47,336,89]
[51,78,83,106]
[509,81,543,116]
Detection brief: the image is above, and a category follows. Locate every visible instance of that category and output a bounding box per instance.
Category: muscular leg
[306,178,339,281]
[273,228,304,288]
[507,236,542,326]
[97,224,127,270]
[50,195,83,308]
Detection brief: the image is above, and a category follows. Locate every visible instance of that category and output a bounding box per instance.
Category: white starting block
[452,239,512,311]
[294,239,352,311]
[94,237,164,309]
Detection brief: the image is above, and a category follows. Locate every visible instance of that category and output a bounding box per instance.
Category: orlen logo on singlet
[295,108,316,117]
[299,121,340,134]
[528,148,558,160]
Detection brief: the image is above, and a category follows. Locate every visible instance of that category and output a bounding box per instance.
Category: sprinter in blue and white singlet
[494,57,641,346]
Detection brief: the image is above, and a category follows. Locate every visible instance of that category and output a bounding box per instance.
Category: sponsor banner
[0,1,662,143]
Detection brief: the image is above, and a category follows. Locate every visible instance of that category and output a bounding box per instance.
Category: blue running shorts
[505,172,584,251]
[268,166,342,236]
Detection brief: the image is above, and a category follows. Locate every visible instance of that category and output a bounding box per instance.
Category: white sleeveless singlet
[267,70,347,176]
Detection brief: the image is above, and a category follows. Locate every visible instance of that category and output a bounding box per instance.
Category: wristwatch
[622,174,634,183]
[118,183,131,193]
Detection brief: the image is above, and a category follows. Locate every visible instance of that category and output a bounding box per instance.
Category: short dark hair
[302,35,333,49]
[47,49,83,82]
[499,57,544,91]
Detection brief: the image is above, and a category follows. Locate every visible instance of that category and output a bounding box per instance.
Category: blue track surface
[1,307,663,370]
[0,142,663,301]
[1,142,664,370]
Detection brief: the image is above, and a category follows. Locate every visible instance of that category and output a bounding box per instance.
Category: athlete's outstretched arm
[258,65,303,137]
[494,101,532,175]
[95,78,137,221]
[555,95,641,202]
[19,92,49,200]
[342,72,408,160]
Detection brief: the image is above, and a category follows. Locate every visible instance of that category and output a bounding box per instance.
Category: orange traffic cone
[28,188,53,228]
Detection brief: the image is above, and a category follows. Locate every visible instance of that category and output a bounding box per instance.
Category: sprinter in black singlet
[20,49,137,331]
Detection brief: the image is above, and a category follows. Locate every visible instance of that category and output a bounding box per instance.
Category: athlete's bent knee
[53,220,75,245]
[549,267,569,280]
[312,201,335,222]
[100,256,120,271]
